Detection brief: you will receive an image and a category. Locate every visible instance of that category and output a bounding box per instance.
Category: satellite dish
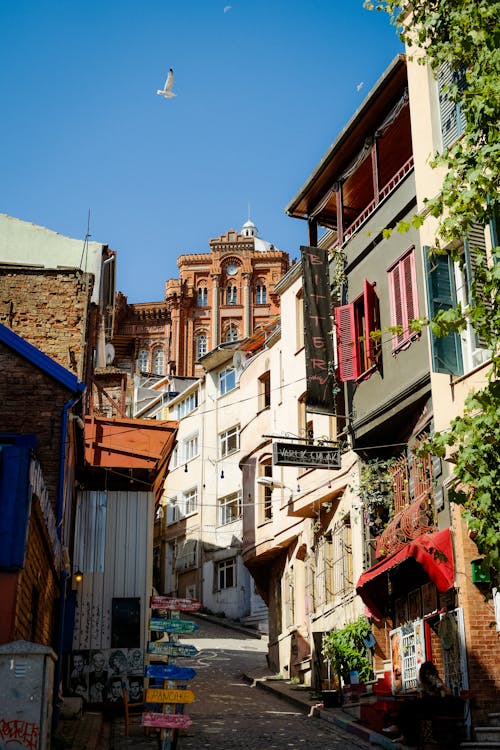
[105,342,115,365]
[232,350,245,376]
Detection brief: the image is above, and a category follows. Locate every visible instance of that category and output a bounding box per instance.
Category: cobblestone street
[174,617,368,750]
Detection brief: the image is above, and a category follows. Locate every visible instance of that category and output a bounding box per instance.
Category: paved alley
[172,616,368,750]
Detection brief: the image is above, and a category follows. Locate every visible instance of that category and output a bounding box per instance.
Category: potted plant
[321,616,374,705]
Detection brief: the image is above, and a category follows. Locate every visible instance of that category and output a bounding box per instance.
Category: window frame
[138,349,149,372]
[182,487,198,515]
[219,366,236,395]
[219,424,240,458]
[215,558,236,590]
[258,371,271,411]
[152,347,164,375]
[197,286,208,307]
[335,279,379,382]
[218,491,242,526]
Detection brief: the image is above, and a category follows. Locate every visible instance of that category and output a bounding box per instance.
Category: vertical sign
[301,246,337,414]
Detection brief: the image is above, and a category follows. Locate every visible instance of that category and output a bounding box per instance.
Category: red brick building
[113,220,290,378]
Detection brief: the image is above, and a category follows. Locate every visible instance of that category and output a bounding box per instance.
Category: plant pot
[322,689,340,708]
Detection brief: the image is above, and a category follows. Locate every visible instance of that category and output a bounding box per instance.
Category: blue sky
[1,1,402,302]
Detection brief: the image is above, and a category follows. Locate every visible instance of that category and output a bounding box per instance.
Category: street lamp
[257,477,294,500]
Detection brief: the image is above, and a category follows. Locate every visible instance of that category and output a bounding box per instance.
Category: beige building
[405,48,499,723]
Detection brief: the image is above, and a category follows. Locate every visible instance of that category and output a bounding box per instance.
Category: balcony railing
[342,156,414,244]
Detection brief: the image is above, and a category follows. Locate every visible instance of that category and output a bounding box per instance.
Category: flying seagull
[356,81,364,92]
[157,68,176,98]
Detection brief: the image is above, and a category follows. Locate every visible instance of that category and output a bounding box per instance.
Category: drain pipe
[52,386,85,732]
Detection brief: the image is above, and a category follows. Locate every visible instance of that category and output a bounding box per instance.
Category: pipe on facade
[52,387,85,732]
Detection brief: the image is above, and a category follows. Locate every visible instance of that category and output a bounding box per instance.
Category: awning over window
[356,528,454,619]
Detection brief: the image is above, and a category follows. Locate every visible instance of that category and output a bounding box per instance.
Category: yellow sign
[146,688,195,704]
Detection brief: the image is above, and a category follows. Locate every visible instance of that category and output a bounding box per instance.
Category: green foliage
[365,0,500,572]
[357,459,395,534]
[321,615,374,683]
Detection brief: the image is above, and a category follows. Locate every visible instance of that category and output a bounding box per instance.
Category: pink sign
[150,596,201,611]
[142,713,192,729]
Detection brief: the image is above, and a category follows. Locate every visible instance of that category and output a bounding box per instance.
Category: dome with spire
[241,219,258,238]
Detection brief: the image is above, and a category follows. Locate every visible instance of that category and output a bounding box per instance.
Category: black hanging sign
[301,245,336,414]
[273,442,341,469]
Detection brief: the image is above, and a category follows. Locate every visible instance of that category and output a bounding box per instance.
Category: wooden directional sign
[147,641,198,657]
[150,617,199,634]
[146,688,195,704]
[146,664,196,681]
[143,712,193,729]
[150,596,201,612]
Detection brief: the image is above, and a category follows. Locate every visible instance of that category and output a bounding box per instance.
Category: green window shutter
[464,224,490,349]
[437,63,467,150]
[424,247,463,375]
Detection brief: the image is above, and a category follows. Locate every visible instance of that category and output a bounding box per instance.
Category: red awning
[356,528,454,619]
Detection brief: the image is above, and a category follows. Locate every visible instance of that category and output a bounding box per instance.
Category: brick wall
[14,499,60,646]
[0,343,73,505]
[0,267,93,379]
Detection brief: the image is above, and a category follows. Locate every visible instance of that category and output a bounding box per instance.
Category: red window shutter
[388,248,419,353]
[389,264,405,349]
[335,303,360,381]
[403,249,419,323]
[363,280,378,366]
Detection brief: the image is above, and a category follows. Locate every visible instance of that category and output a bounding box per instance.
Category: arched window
[152,348,164,375]
[196,333,208,360]
[197,286,208,307]
[225,325,238,342]
[226,285,237,305]
[256,283,267,305]
[138,349,149,372]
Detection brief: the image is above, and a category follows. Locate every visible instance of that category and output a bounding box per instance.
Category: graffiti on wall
[0,719,40,750]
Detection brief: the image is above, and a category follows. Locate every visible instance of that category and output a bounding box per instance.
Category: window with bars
[216,558,236,590]
[284,568,295,628]
[388,247,420,354]
[218,491,242,526]
[332,518,353,597]
[335,280,380,381]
